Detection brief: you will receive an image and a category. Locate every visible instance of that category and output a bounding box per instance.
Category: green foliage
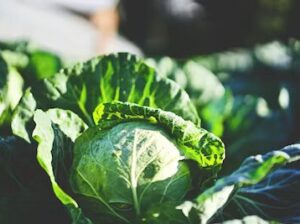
[1,45,300,224]
[148,41,300,173]
[178,144,300,223]
[0,56,23,133]
[30,103,220,223]
[0,40,62,83]
[12,53,199,141]
[0,41,62,135]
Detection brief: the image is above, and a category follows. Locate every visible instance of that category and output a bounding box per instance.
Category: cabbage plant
[30,103,300,224]
[30,100,224,223]
[1,53,300,223]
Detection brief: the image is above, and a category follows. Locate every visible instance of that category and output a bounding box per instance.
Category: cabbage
[2,53,300,224]
[70,122,191,223]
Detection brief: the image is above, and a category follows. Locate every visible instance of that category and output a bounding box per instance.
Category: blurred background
[120,0,300,57]
[1,0,300,59]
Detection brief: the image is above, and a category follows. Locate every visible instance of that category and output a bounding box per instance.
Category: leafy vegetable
[71,121,191,223]
[12,53,199,141]
[31,99,223,223]
[1,48,300,224]
[31,102,300,223]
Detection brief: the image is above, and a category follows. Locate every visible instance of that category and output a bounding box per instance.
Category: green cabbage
[70,122,191,223]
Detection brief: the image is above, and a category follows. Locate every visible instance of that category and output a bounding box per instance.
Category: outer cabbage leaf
[11,89,88,142]
[46,108,88,142]
[222,167,300,223]
[32,109,91,223]
[93,102,225,168]
[12,53,199,142]
[11,89,36,142]
[178,144,300,223]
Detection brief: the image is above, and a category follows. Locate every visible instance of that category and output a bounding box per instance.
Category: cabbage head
[31,101,224,223]
[67,101,225,223]
[70,121,191,223]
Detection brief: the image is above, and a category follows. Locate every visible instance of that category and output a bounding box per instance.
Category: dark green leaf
[179,144,300,223]
[223,166,300,223]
